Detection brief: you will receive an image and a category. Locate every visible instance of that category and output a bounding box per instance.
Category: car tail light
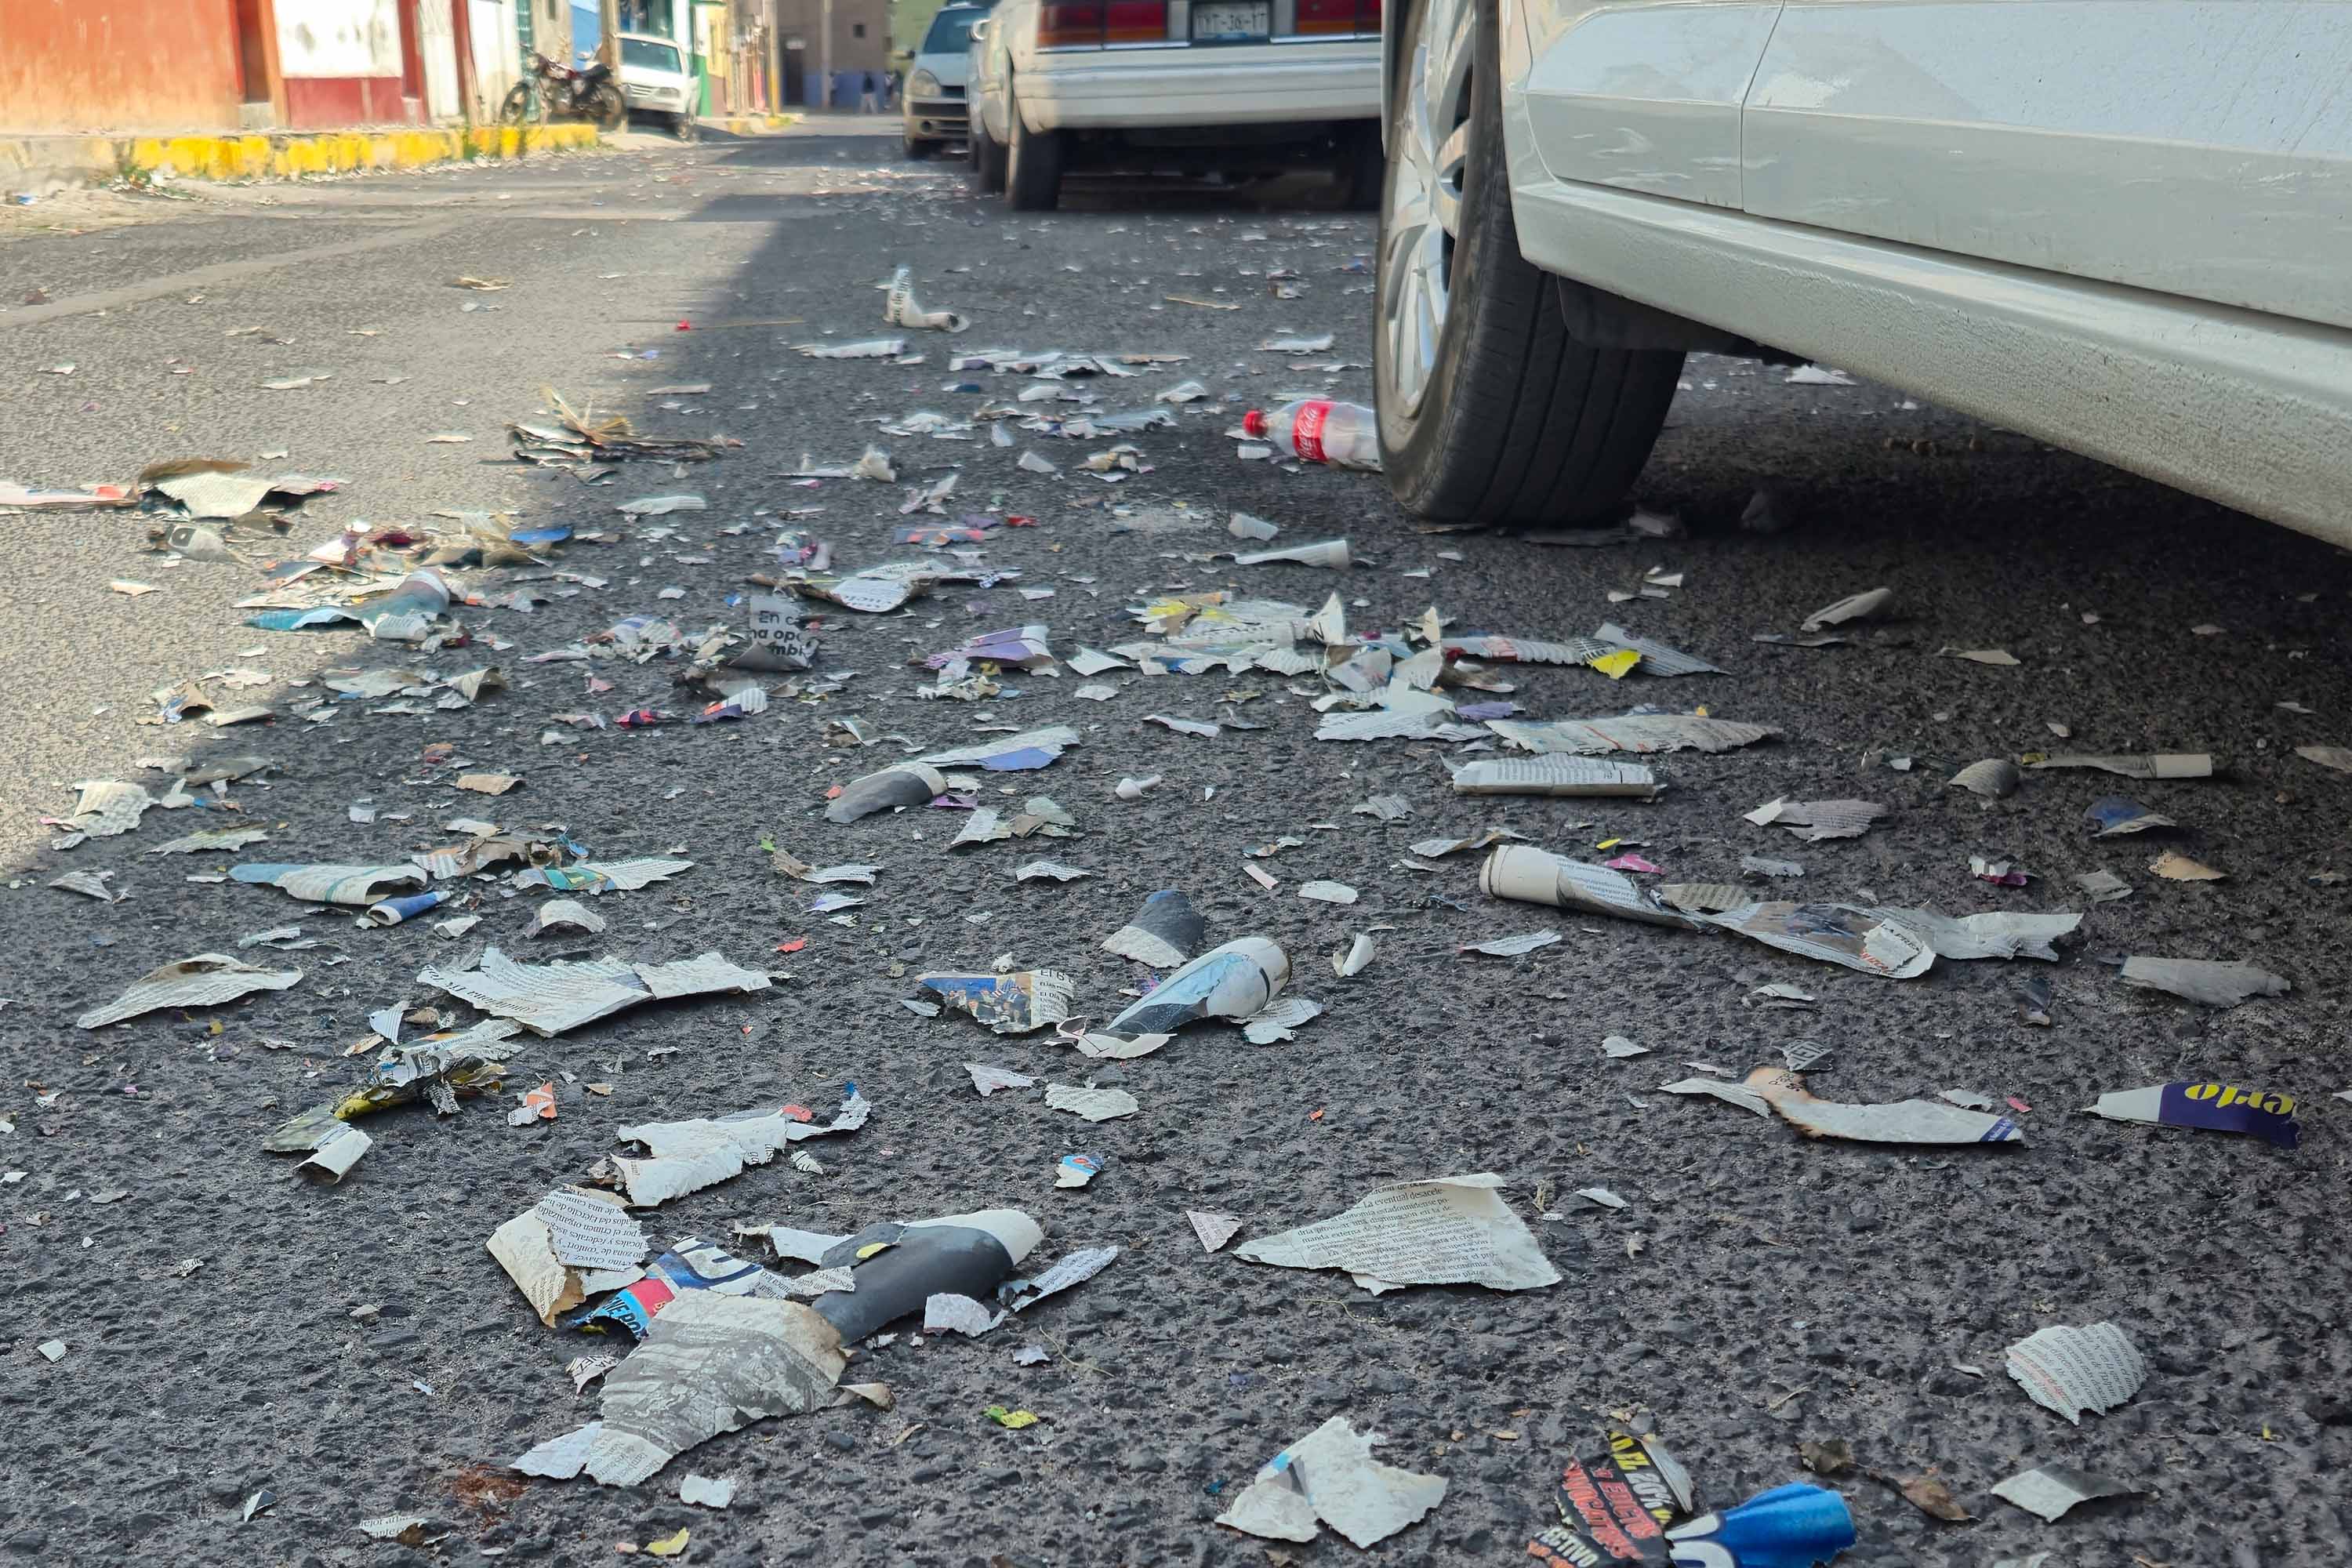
[1038,0,1103,45]
[1104,0,1167,42]
[1294,0,1356,33]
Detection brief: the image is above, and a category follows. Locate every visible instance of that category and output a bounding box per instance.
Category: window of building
[851,23,866,37]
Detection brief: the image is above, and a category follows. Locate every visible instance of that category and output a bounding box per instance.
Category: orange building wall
[0,0,249,133]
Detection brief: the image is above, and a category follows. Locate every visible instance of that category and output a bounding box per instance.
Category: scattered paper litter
[1744,797,1886,841]
[2118,956,2289,1007]
[607,1092,870,1206]
[2030,753,2212,779]
[2005,1322,2147,1424]
[1044,1083,1139,1122]
[1991,1465,2140,1523]
[678,1474,737,1509]
[1189,1211,1244,1253]
[1742,1066,2024,1144]
[1215,1416,1446,1550]
[419,948,770,1036]
[922,1294,1005,1337]
[1234,1173,1559,1295]
[2086,1081,2299,1146]
[78,953,302,1029]
[965,1063,1037,1098]
[1801,587,1892,630]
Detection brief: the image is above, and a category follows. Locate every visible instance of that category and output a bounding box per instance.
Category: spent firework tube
[1665,1483,1856,1567]
[808,1210,1043,1343]
[364,890,448,927]
[1108,937,1290,1034]
[1481,846,1706,930]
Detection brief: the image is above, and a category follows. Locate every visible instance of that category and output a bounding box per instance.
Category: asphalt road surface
[2,121,2347,1568]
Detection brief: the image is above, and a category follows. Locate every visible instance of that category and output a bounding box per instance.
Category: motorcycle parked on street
[500,52,626,132]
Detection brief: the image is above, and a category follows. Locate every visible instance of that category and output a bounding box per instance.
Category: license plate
[1192,1,1269,38]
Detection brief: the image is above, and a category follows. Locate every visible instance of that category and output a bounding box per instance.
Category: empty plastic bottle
[1242,399,1383,471]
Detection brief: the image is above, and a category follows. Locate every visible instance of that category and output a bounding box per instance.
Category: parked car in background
[904,2,996,158]
[1371,0,2352,547]
[618,32,698,140]
[966,0,1380,210]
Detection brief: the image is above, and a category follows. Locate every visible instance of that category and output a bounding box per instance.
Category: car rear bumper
[905,98,969,139]
[1020,43,1377,131]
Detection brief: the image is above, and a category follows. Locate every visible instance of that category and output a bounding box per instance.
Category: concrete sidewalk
[2,122,602,193]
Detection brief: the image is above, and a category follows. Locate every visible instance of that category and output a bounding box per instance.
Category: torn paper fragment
[1004,1244,1120,1311]
[610,1092,871,1207]
[826,764,948,825]
[1991,1465,2140,1523]
[1592,622,1723,677]
[966,1063,1036,1098]
[1333,934,1375,978]
[2086,1081,2298,1147]
[1745,1066,2024,1143]
[1875,908,2081,962]
[2030,753,2212,779]
[1660,1076,1773,1116]
[296,1123,372,1183]
[2118,956,2290,1007]
[230,862,426,906]
[529,899,607,938]
[923,1294,1005,1337]
[1450,757,1663,799]
[1801,587,1893,631]
[489,1186,649,1326]
[1298,880,1359,905]
[678,1475,737,1510]
[2085,796,2176,837]
[78,953,303,1029]
[1575,1187,1628,1210]
[1489,715,1778,755]
[63,779,154,838]
[1241,996,1325,1045]
[1602,1035,1648,1058]
[1744,797,1886,841]
[2005,1322,2147,1425]
[1102,889,1203,969]
[1189,1211,1244,1253]
[1109,937,1289,1033]
[1044,1083,1139,1122]
[1949,758,2021,798]
[1234,1172,1560,1295]
[418,948,770,1036]
[512,1423,602,1479]
[1216,1417,1446,1550]
[2074,869,2133,902]
[582,1294,848,1486]
[919,726,1081,771]
[1690,901,1935,978]
[917,970,1075,1035]
[2149,848,2225,880]
[1072,1029,1172,1060]
[1460,931,1560,957]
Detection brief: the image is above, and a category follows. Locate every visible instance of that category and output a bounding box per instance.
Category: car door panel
[1519,2,1783,209]
[1744,1,2352,329]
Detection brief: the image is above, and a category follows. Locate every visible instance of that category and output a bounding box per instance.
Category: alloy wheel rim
[1381,0,1473,418]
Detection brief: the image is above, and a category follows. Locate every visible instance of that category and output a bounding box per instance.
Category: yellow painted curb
[53,123,603,184]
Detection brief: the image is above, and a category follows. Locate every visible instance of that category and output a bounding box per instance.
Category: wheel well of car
[1552,277,1795,362]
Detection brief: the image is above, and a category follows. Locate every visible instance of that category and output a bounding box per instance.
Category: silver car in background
[905,2,996,158]
[1372,0,2352,546]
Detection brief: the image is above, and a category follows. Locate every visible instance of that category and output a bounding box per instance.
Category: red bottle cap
[1242,409,1266,436]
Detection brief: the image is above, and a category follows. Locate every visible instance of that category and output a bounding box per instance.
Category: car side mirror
[969,20,989,40]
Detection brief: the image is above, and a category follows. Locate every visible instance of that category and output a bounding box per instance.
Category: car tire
[1004,83,1062,211]
[971,113,1008,194]
[1374,0,1682,525]
[674,114,699,143]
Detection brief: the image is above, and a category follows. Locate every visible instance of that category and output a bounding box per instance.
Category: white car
[904,2,994,158]
[967,0,1381,209]
[1373,0,2352,548]
[618,32,697,140]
